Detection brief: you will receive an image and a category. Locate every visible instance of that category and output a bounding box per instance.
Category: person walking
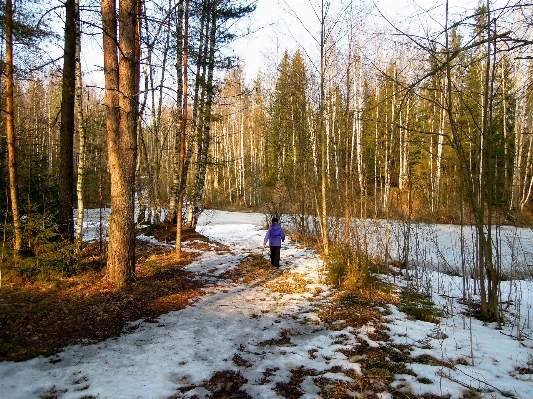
[263,217,286,267]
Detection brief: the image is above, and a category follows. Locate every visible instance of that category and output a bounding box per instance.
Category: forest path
[0,223,373,399]
[172,223,365,398]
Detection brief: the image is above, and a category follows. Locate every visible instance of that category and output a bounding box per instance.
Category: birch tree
[75,0,86,249]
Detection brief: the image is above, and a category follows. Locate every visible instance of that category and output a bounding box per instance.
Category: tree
[318,0,329,256]
[187,0,255,229]
[266,50,311,231]
[4,0,22,252]
[176,0,189,258]
[102,0,141,286]
[58,0,77,243]
[440,0,504,321]
[75,0,86,250]
[166,0,185,224]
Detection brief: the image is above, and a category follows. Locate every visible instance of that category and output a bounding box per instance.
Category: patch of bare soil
[0,227,214,362]
[173,370,252,399]
[218,252,280,284]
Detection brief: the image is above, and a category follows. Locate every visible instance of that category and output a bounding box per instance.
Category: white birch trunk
[331,95,339,190]
[355,61,364,191]
[74,0,86,247]
[435,88,446,209]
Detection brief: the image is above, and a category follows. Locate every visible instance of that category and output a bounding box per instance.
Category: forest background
[1,0,533,323]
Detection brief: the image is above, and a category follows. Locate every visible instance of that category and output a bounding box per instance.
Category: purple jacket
[264,223,285,246]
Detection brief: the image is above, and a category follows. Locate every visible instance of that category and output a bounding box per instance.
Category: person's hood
[271,224,282,233]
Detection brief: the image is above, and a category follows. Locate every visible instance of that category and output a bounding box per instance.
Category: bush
[327,245,371,289]
[1,240,79,284]
[0,210,81,284]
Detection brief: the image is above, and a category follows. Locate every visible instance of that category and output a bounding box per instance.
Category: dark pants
[270,246,281,267]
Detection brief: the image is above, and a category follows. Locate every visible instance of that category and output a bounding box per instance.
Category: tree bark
[4,0,22,252]
[103,0,139,286]
[191,0,217,229]
[176,0,188,258]
[319,0,329,256]
[167,0,184,224]
[58,0,77,243]
[186,0,209,226]
[74,0,86,250]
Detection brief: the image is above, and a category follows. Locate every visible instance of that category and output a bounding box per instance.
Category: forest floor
[0,227,213,362]
[1,217,531,398]
[0,225,410,398]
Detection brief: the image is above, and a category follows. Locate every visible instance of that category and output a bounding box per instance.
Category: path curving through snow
[2,210,533,399]
[0,212,370,398]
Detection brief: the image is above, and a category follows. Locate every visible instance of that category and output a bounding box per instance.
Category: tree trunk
[443,0,499,321]
[103,0,139,286]
[191,0,217,229]
[319,0,329,256]
[4,0,22,252]
[186,0,209,227]
[58,0,77,243]
[176,0,189,258]
[74,0,86,250]
[167,0,184,224]
[344,40,352,244]
[435,87,445,211]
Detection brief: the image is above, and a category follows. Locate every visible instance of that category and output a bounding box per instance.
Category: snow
[341,218,533,277]
[1,210,533,398]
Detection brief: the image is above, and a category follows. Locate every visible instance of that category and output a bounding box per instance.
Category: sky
[234,0,482,81]
[1,210,532,398]
[73,0,491,92]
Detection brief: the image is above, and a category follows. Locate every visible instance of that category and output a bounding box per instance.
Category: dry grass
[218,252,280,284]
[265,272,312,294]
[0,226,212,362]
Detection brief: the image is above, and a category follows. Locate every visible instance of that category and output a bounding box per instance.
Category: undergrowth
[327,244,373,289]
[399,288,442,323]
[318,243,453,397]
[0,225,211,361]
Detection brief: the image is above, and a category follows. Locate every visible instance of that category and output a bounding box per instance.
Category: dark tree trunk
[191,0,217,229]
[166,0,184,225]
[176,0,189,258]
[58,0,77,243]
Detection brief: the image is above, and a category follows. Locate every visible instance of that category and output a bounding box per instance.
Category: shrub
[0,210,82,284]
[327,245,371,289]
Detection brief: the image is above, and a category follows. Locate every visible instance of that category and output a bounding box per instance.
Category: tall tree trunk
[4,0,22,252]
[59,0,77,243]
[344,40,352,244]
[176,0,189,257]
[167,0,184,224]
[103,0,139,286]
[75,0,86,250]
[443,0,499,321]
[435,87,445,211]
[319,0,329,256]
[483,11,499,322]
[191,0,217,229]
[186,0,209,226]
[354,59,364,193]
